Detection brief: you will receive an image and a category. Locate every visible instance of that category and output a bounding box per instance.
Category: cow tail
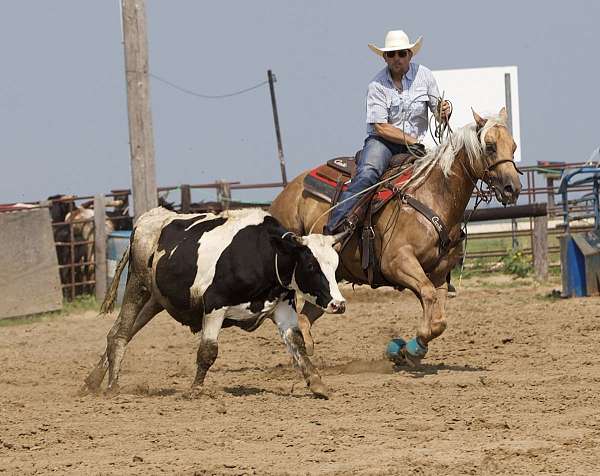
[99,244,130,315]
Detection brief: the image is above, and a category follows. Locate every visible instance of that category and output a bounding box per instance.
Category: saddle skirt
[303,152,415,204]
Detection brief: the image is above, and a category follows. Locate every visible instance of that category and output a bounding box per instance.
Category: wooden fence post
[181,185,191,213]
[94,195,107,302]
[217,181,231,210]
[533,215,548,281]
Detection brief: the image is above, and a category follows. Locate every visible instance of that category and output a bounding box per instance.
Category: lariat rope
[275,232,296,290]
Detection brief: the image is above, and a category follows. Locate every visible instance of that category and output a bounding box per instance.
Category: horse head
[472,107,522,205]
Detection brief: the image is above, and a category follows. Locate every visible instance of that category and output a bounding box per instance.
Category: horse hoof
[386,338,407,364]
[401,349,423,367]
[308,376,330,399]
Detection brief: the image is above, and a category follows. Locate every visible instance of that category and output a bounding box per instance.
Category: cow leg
[272,300,329,399]
[83,299,162,392]
[105,275,152,393]
[188,309,225,397]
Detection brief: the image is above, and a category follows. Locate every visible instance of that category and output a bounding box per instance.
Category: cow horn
[331,228,351,244]
[282,231,303,245]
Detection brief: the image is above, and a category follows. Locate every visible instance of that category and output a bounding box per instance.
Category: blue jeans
[326,137,408,232]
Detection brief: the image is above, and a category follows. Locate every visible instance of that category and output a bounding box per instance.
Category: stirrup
[324,217,355,236]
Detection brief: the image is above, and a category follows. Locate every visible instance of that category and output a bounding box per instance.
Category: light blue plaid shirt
[366,63,440,142]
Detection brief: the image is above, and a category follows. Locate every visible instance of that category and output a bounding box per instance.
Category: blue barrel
[106,230,132,305]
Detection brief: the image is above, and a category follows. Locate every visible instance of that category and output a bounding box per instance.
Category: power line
[149,73,268,99]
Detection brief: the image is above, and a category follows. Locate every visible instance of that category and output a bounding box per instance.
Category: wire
[149,73,269,99]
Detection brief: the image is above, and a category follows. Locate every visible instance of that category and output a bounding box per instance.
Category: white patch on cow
[300,234,345,303]
[202,309,225,341]
[189,208,271,303]
[184,215,214,231]
[271,300,298,334]
[223,299,279,321]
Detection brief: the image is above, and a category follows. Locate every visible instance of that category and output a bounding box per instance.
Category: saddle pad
[304,163,413,204]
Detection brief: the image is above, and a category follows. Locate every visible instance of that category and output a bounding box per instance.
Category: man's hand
[438,100,452,122]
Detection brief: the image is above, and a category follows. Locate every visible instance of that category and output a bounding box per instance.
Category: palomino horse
[270,108,522,364]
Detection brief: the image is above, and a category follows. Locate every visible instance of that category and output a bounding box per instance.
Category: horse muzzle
[494,179,521,206]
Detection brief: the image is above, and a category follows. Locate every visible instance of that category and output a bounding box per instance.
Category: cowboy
[326,30,451,234]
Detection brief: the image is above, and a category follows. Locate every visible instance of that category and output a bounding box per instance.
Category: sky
[1,0,599,205]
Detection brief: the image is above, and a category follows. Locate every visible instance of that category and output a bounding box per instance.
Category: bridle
[461,124,523,201]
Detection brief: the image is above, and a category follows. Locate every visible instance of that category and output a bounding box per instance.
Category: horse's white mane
[401,115,507,191]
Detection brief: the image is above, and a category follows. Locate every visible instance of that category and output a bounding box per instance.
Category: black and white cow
[84,207,346,399]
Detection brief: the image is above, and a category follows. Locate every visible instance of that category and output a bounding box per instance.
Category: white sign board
[425,66,521,162]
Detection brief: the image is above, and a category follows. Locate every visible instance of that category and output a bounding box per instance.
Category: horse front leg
[296,297,325,356]
[382,247,446,365]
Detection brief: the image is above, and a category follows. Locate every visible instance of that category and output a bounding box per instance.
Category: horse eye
[486,143,496,154]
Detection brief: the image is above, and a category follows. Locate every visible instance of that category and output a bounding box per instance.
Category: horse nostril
[338,302,346,313]
[504,184,514,195]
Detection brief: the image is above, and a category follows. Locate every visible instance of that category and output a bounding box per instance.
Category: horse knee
[419,285,436,306]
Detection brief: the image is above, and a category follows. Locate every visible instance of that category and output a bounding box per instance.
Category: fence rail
[2,162,597,299]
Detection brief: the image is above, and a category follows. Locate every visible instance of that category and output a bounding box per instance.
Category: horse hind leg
[430,283,448,339]
[297,299,325,356]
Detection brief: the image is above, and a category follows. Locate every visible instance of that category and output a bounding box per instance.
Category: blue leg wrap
[386,338,406,361]
[405,337,428,358]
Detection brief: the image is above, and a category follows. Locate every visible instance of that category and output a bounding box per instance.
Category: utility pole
[121,0,157,222]
[268,70,288,186]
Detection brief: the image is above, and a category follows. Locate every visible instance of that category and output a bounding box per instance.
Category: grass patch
[0,294,99,327]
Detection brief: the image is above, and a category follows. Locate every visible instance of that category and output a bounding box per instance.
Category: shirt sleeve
[427,73,441,115]
[365,82,388,124]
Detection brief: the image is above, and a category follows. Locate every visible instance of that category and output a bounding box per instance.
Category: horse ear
[498,107,508,124]
[471,108,487,129]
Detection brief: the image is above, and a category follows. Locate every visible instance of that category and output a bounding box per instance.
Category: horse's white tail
[99,244,130,315]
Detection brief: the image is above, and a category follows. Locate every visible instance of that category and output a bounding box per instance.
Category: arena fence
[4,163,595,302]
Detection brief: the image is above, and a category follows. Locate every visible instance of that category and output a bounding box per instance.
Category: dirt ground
[2,275,600,475]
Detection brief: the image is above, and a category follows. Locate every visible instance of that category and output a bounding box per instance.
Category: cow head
[273,232,346,314]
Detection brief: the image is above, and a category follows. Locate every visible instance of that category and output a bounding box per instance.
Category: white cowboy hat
[368,30,422,57]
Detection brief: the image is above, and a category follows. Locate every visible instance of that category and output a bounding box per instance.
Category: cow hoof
[104,383,120,397]
[183,386,204,400]
[308,376,330,399]
[83,369,105,392]
[78,384,100,396]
